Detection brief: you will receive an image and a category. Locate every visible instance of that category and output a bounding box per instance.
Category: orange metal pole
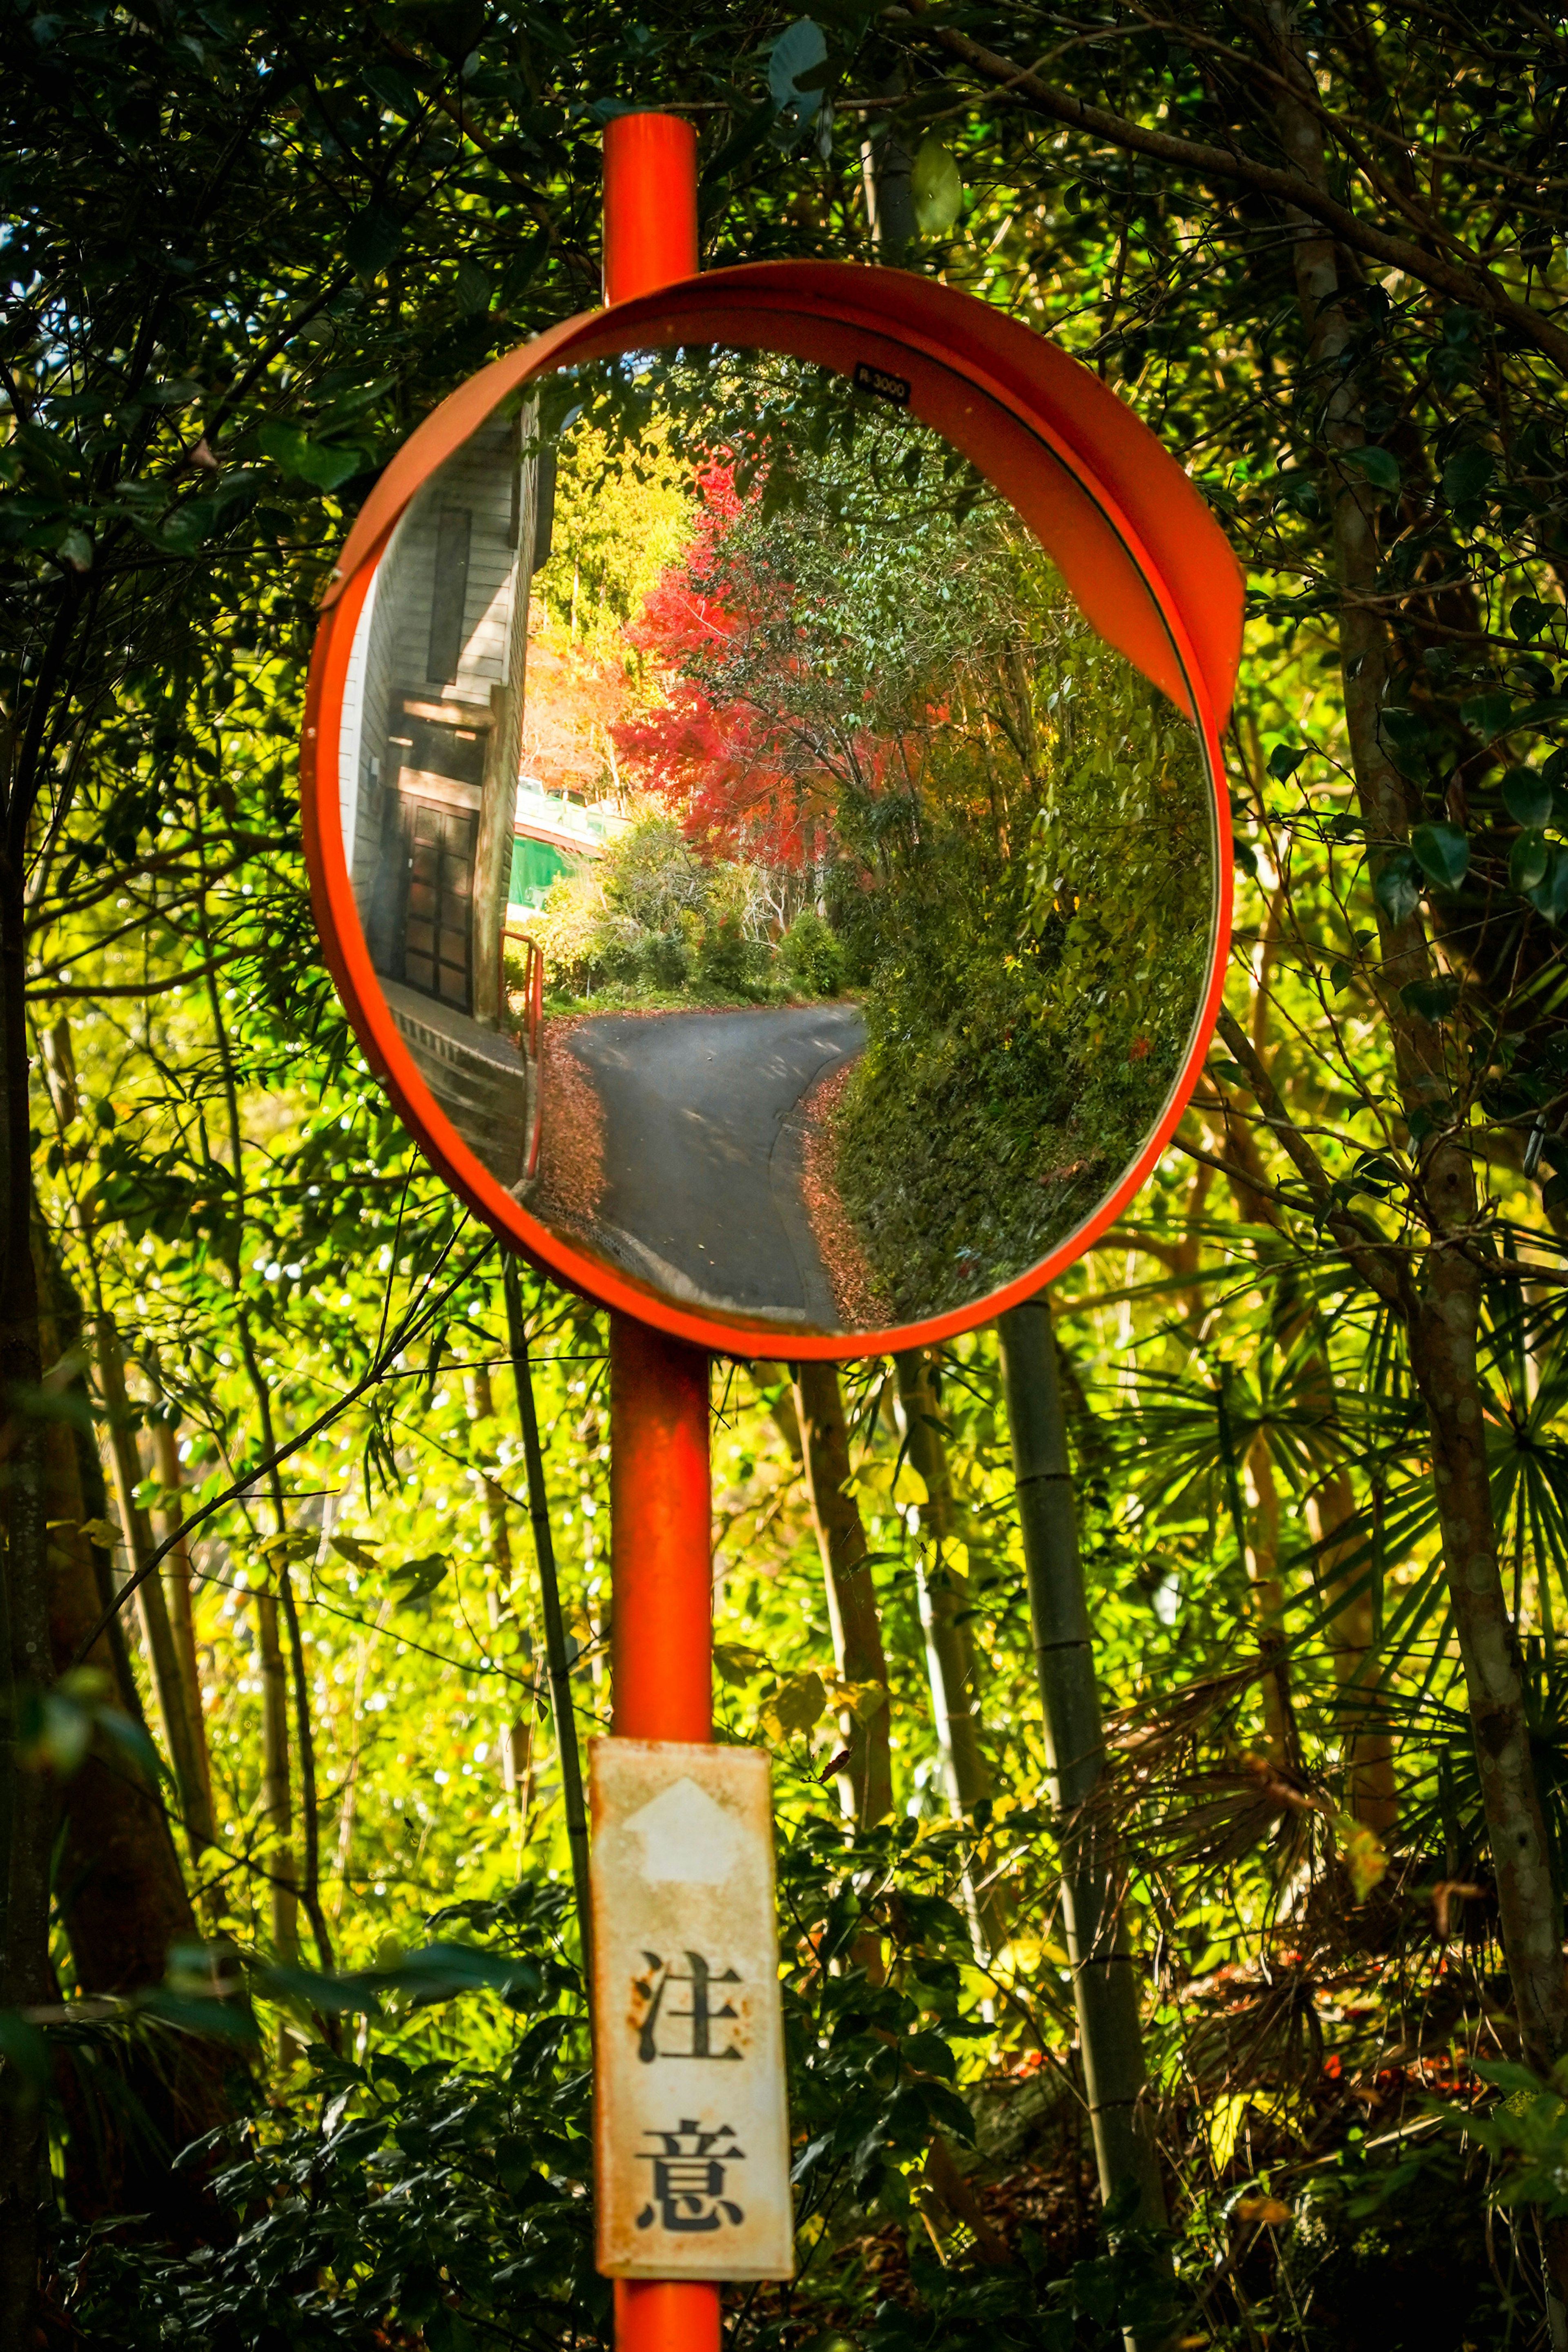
[609,1316,712,1744]
[608,1319,715,2352]
[602,113,699,306]
[601,112,718,2352]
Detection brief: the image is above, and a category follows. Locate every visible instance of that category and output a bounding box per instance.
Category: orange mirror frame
[299,261,1243,1361]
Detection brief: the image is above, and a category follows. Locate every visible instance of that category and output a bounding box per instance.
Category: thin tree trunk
[276,1558,333,1972]
[35,1224,235,2221]
[334,1596,392,1924]
[151,1417,215,1850]
[893,1350,1006,1953]
[0,1164,56,2333]
[1307,1464,1397,1834]
[893,1352,990,1810]
[94,1309,212,1864]
[1206,1088,1398,1825]
[1264,7,1566,2086]
[791,1362,893,1827]
[466,1367,531,1809]
[998,1297,1167,2247]
[503,1259,590,1950]
[1243,1432,1292,1767]
[253,1576,297,1962]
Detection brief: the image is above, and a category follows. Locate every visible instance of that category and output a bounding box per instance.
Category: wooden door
[399,795,477,1008]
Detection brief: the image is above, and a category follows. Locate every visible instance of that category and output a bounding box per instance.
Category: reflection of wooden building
[339,409,554,1186]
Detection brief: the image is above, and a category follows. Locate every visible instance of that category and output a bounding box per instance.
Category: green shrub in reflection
[827,632,1211,1319]
[781,905,847,999]
[535,806,784,1008]
[604,374,1212,1319]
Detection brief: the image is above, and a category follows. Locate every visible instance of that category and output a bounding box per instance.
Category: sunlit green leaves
[911,138,963,235]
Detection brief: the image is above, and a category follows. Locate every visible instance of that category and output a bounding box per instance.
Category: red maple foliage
[612,464,865,872]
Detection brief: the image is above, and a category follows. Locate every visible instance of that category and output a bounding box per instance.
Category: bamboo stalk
[465,1367,532,1816]
[791,1362,892,1828]
[893,1350,1005,1955]
[998,1298,1167,2244]
[149,1417,215,1850]
[253,1576,298,1963]
[95,1314,212,1866]
[502,1259,590,1956]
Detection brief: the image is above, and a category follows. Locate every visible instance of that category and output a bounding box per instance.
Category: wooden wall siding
[340,412,521,925]
[425,506,473,687]
[390,416,519,710]
[341,499,418,906]
[491,408,541,845]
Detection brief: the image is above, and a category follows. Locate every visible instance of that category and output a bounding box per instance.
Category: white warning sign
[589,1739,794,2281]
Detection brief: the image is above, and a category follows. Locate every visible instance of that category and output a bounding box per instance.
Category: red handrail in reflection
[503,928,545,1184]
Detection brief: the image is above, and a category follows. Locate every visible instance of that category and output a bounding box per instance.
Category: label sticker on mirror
[852,358,911,406]
[590,1739,793,2280]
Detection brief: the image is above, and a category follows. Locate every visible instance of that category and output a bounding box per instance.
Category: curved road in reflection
[563,1002,865,1326]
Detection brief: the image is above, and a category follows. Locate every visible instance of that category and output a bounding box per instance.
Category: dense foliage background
[4,0,1568,2346]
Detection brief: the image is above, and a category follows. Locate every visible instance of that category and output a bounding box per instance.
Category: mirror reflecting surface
[334,342,1217,1333]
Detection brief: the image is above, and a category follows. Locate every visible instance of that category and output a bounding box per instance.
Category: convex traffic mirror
[303,266,1239,1356]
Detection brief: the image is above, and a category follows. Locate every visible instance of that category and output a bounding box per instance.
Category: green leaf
[767,18,827,126]
[1460,691,1515,740]
[1530,846,1568,925]
[1511,595,1552,641]
[344,203,404,278]
[911,138,963,235]
[0,2011,51,2098]
[138,1988,262,2041]
[1267,742,1306,780]
[388,1552,448,1603]
[1340,445,1401,494]
[1410,821,1469,888]
[1399,976,1461,1023]
[256,420,363,490]
[1440,444,1494,505]
[1378,706,1432,778]
[292,441,365,491]
[255,419,308,472]
[157,497,222,553]
[455,256,491,317]
[1503,766,1552,829]
[329,1532,381,1572]
[1350,1148,1404,1194]
[363,62,423,116]
[713,1640,765,1687]
[1476,2059,1547,2098]
[1374,852,1421,925]
[764,1668,827,1739]
[1512,829,1550,894]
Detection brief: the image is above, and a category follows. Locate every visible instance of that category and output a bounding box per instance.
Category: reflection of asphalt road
[566,1004,866,1324]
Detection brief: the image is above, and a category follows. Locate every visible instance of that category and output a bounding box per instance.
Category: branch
[891,12,1568,375]
[1214,1007,1411,1311]
[66,1232,490,1669]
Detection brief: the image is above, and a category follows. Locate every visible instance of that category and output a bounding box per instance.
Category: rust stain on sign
[590,1739,793,2281]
